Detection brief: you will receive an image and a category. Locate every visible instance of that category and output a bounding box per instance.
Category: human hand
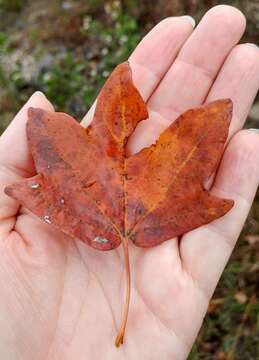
[0,5,258,360]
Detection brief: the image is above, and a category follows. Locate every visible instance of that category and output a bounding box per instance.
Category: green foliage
[36,8,140,117]
[82,13,140,70]
[38,54,89,111]
[0,0,141,120]
[0,31,7,46]
[0,0,27,12]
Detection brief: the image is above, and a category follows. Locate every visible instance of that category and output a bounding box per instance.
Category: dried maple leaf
[5,62,234,346]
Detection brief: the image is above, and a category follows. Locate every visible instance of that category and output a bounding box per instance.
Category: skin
[0,5,258,360]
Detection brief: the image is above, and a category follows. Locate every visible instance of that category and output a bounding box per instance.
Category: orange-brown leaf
[5,61,234,248]
[126,99,234,246]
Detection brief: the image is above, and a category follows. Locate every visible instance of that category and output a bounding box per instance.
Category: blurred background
[0,1,258,359]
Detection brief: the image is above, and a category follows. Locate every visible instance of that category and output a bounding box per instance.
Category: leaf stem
[115,237,131,347]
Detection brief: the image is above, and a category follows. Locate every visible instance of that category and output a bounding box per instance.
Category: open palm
[0,6,259,360]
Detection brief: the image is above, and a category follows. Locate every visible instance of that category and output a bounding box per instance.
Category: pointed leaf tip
[27,107,46,122]
[28,107,39,117]
[217,98,233,113]
[4,184,13,197]
[206,98,233,116]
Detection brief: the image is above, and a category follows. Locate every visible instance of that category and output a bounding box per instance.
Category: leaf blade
[126,99,234,245]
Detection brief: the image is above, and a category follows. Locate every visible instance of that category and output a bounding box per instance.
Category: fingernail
[246,43,258,49]
[248,128,259,133]
[27,91,46,103]
[33,91,46,98]
[181,15,196,27]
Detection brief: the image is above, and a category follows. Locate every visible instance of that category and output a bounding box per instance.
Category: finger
[0,92,54,177]
[148,5,246,121]
[129,16,195,101]
[180,130,259,298]
[81,16,195,127]
[0,92,54,237]
[207,43,259,137]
